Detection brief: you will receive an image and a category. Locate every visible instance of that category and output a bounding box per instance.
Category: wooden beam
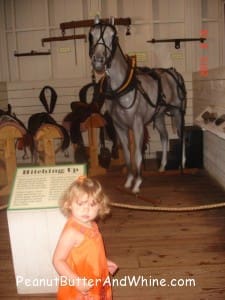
[41,34,86,46]
[14,50,51,57]
[60,17,131,34]
[147,37,207,49]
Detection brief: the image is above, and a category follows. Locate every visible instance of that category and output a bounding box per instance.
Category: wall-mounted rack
[60,17,131,34]
[14,50,51,57]
[147,37,206,49]
[41,34,87,46]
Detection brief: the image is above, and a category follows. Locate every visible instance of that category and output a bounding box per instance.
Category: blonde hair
[60,176,110,219]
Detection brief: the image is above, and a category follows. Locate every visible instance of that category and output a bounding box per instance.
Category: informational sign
[170,51,184,60]
[7,164,86,294]
[8,164,86,210]
[128,51,147,62]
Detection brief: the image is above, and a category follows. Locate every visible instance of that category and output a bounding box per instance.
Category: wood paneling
[0,82,8,110]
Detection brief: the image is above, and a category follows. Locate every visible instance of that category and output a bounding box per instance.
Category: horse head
[89,17,118,74]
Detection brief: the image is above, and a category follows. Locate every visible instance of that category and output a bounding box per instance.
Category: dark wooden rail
[147,37,207,49]
[60,17,131,34]
[14,50,51,57]
[41,34,87,46]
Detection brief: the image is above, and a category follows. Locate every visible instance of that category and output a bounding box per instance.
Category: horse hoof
[124,175,134,189]
[124,181,133,189]
[132,186,140,194]
[159,166,165,172]
[132,178,142,194]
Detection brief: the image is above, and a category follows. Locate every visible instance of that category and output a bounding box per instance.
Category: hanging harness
[28,86,70,151]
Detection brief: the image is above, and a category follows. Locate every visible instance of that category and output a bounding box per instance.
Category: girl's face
[69,193,100,227]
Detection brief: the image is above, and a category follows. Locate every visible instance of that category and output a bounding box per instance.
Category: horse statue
[88,16,187,193]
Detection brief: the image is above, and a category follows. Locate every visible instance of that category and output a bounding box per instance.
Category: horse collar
[117,55,136,94]
[99,55,137,100]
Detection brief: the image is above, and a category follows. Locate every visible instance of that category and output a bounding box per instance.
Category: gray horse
[89,17,186,193]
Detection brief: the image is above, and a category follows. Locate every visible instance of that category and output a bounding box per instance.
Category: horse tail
[165,68,187,111]
[176,70,187,113]
[173,68,187,112]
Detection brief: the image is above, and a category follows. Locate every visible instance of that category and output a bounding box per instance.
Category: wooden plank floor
[0,167,225,299]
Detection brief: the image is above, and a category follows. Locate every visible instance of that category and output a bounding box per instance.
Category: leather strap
[39,86,57,113]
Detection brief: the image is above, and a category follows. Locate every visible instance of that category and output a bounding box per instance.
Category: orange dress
[57,217,112,300]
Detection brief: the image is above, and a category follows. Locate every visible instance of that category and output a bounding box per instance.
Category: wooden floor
[1,166,225,299]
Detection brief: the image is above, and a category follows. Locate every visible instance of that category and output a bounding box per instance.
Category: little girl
[53,176,118,300]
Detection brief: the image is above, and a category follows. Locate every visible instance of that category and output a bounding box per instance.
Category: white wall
[193,67,225,189]
[1,0,224,81]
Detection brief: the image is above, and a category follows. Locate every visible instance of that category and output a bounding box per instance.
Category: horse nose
[93,55,105,64]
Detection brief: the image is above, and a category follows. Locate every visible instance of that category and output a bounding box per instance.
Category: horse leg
[155,114,168,172]
[114,125,134,189]
[171,108,186,168]
[132,122,144,193]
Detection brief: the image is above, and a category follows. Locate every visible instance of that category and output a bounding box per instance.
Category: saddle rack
[0,123,26,196]
[34,124,64,166]
[80,113,106,176]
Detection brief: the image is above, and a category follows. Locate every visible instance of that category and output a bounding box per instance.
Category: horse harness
[89,21,186,123]
[99,54,138,109]
[28,86,70,151]
[98,54,186,123]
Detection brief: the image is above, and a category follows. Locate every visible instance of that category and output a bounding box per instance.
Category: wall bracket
[147,37,206,49]
[60,17,131,35]
[41,34,87,46]
[14,50,51,57]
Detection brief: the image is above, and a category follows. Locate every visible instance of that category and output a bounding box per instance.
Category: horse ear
[109,16,115,25]
[7,104,12,114]
[94,15,100,24]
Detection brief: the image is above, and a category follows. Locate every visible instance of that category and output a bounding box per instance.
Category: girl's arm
[107,259,118,275]
[53,227,91,293]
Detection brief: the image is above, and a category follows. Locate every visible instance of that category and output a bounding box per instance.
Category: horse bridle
[89,23,118,69]
[89,22,139,110]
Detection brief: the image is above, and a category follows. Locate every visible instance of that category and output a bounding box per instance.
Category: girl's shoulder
[66,218,100,239]
[61,218,85,246]
[53,219,84,254]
